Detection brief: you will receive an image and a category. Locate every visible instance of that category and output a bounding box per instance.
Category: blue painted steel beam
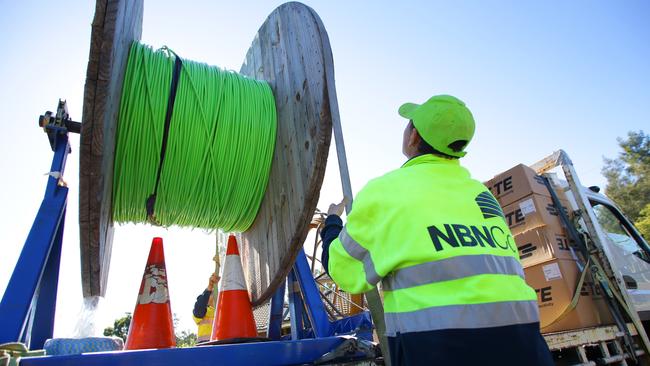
[266,279,285,340]
[29,208,66,349]
[293,250,331,337]
[20,336,355,366]
[330,312,374,341]
[0,133,70,345]
[287,269,305,340]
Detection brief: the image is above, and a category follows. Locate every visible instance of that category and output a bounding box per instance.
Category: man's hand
[207,273,220,291]
[327,197,348,217]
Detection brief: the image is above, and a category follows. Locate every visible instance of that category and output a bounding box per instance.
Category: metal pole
[213,235,223,309]
[310,7,390,360]
[294,250,331,337]
[30,208,65,349]
[330,97,391,365]
[267,280,286,340]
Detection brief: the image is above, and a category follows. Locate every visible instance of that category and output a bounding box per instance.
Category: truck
[528,150,650,365]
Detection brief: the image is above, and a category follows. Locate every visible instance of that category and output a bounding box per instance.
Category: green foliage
[592,204,624,235]
[175,330,198,348]
[103,313,132,342]
[602,130,650,223]
[637,203,650,240]
[173,313,197,348]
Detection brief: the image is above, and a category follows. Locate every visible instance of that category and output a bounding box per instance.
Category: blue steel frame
[275,250,374,342]
[18,250,374,365]
[266,279,286,340]
[20,336,364,366]
[0,132,70,349]
[3,120,375,364]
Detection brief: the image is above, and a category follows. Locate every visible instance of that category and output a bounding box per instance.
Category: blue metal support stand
[295,249,375,339]
[0,101,77,349]
[20,337,358,366]
[29,208,66,348]
[6,101,376,364]
[19,249,377,365]
[292,250,332,338]
[0,133,70,348]
[266,279,286,340]
[12,245,376,365]
[288,268,307,340]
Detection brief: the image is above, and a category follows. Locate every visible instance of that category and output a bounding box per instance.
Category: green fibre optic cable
[112,42,277,232]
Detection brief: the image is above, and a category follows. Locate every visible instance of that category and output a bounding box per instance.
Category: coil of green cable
[112,42,277,232]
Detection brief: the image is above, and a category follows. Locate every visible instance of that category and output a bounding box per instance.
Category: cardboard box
[502,194,571,236]
[484,164,550,207]
[516,223,576,267]
[524,259,612,333]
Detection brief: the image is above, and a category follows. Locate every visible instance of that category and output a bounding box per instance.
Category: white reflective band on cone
[220,254,248,292]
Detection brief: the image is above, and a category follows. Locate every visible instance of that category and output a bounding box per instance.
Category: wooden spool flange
[79,0,338,305]
[80,0,144,297]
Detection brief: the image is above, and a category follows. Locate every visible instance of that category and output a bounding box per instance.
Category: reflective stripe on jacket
[327,154,539,336]
[193,305,215,342]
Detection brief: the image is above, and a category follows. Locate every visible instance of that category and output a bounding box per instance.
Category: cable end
[146,194,161,226]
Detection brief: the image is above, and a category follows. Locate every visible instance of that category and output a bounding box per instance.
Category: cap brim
[398,102,419,119]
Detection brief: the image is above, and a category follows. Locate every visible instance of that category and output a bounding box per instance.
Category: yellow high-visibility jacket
[327,154,539,336]
[193,305,215,342]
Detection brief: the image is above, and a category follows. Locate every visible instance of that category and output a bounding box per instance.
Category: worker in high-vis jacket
[320,95,553,365]
[193,273,220,343]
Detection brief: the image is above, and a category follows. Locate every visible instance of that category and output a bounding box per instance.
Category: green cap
[398,95,475,158]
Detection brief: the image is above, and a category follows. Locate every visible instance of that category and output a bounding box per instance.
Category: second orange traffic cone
[125,237,176,349]
[211,235,257,341]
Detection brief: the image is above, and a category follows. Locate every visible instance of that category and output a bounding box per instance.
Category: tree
[173,313,197,348]
[602,130,650,225]
[637,203,650,240]
[103,313,132,342]
[175,330,198,348]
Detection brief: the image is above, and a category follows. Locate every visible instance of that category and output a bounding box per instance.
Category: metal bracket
[314,336,378,364]
[39,100,81,151]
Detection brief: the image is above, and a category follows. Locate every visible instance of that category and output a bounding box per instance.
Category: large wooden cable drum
[79,1,337,305]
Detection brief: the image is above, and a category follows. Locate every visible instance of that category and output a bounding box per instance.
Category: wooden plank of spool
[79,1,333,302]
[239,2,333,305]
[80,0,143,297]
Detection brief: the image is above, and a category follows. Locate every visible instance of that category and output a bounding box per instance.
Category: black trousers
[387,322,554,366]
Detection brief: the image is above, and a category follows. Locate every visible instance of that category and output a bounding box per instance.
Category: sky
[0,0,648,338]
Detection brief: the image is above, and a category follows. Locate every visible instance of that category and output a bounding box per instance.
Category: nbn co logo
[475,191,505,220]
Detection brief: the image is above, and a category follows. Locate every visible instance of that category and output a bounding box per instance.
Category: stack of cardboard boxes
[484,164,612,333]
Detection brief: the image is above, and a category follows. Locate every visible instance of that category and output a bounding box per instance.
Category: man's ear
[408,127,422,149]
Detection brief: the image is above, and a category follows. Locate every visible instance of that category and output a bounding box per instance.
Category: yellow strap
[0,344,27,354]
[0,343,45,366]
[589,254,635,320]
[541,258,591,330]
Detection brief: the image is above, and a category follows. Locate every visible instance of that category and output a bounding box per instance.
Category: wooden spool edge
[243,3,338,306]
[79,0,143,297]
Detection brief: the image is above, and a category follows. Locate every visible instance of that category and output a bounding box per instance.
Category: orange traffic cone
[211,235,257,341]
[125,237,176,349]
